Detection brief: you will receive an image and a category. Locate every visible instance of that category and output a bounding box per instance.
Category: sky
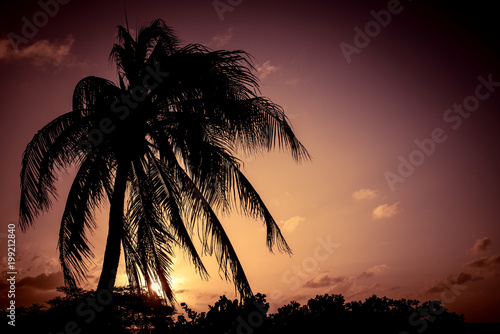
[1,0,500,324]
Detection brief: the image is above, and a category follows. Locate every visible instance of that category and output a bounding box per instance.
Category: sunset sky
[1,0,500,323]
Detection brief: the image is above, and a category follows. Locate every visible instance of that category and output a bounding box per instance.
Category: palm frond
[19,112,80,230]
[58,152,114,287]
[234,170,292,254]
[72,76,120,114]
[125,158,176,302]
[160,150,253,298]
[147,149,210,280]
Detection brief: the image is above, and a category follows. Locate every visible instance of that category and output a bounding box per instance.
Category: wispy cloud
[463,254,500,270]
[357,264,390,279]
[280,216,305,233]
[421,272,482,295]
[0,271,64,307]
[468,237,491,254]
[299,270,387,302]
[17,272,64,291]
[411,243,499,304]
[0,36,78,68]
[25,255,59,274]
[207,28,233,49]
[352,188,379,200]
[372,202,400,220]
[302,273,346,289]
[256,60,278,79]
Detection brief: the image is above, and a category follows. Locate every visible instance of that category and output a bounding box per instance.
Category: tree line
[3,287,472,334]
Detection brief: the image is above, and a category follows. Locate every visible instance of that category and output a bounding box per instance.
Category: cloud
[328,276,381,300]
[256,60,278,79]
[207,28,233,49]
[0,36,78,68]
[329,276,357,294]
[17,272,64,291]
[463,254,500,270]
[23,255,60,274]
[302,273,347,289]
[280,216,305,233]
[422,272,481,294]
[468,237,492,254]
[420,254,499,299]
[372,202,400,220]
[352,188,380,200]
[301,271,384,301]
[357,264,390,279]
[0,271,65,307]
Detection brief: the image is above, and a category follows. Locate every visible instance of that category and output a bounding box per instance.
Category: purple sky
[1,0,499,322]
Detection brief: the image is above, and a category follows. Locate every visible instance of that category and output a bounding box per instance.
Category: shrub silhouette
[3,289,473,334]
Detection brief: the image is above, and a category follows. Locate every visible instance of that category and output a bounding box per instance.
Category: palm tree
[19,19,310,304]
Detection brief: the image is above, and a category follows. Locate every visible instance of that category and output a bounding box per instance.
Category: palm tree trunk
[97,163,128,292]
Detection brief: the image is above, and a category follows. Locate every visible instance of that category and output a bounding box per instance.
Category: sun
[150,282,162,295]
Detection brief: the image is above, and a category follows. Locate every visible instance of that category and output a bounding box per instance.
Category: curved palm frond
[20,112,81,230]
[151,137,253,298]
[58,151,114,287]
[147,149,209,280]
[126,158,176,302]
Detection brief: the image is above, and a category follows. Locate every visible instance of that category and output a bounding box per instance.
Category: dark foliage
[3,288,476,334]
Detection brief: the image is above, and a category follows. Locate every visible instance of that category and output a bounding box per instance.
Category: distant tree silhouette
[6,286,171,333]
[19,18,310,319]
[268,294,467,334]
[4,291,475,334]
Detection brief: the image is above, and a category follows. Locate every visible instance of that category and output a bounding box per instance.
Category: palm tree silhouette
[19,19,310,304]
